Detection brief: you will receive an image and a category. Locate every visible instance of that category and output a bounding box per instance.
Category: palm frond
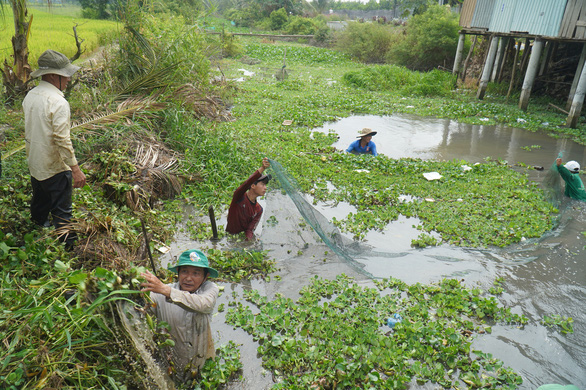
[115,62,180,100]
[125,25,156,66]
[71,96,166,130]
[175,83,233,121]
[1,143,25,159]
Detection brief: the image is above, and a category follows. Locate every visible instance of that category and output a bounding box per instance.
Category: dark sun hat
[357,128,377,138]
[168,249,218,278]
[30,49,80,78]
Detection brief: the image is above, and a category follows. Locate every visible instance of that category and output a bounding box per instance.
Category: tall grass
[0,8,119,65]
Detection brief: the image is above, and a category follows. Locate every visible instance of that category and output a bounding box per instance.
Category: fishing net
[269,159,377,278]
[542,153,564,208]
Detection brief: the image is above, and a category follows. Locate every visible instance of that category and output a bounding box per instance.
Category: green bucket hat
[168,249,218,278]
[30,49,80,78]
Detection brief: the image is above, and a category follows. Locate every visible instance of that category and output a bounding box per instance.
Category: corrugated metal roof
[489,0,517,32]
[511,0,568,36]
[470,0,496,28]
[461,0,585,40]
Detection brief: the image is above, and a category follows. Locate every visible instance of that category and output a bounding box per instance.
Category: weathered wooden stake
[491,37,505,81]
[567,55,586,128]
[461,35,477,83]
[519,37,545,111]
[496,38,512,82]
[208,205,219,241]
[140,218,157,274]
[567,43,586,111]
[477,35,498,100]
[506,39,520,100]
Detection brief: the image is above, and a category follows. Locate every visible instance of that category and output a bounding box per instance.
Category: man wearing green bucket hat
[141,249,219,380]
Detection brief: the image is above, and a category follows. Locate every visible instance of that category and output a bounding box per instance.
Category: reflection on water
[314,114,586,166]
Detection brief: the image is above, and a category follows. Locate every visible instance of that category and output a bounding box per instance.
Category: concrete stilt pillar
[519,38,544,111]
[477,35,499,100]
[491,37,505,81]
[566,43,586,111]
[453,32,465,75]
[567,55,586,128]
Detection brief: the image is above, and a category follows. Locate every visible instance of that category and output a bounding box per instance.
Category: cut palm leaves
[72,96,166,130]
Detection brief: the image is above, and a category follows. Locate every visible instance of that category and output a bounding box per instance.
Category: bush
[270,8,288,30]
[388,4,460,70]
[283,16,320,35]
[314,26,331,44]
[334,21,398,63]
[221,32,243,58]
[342,64,456,97]
[225,7,260,28]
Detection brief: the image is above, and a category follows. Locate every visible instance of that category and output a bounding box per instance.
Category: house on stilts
[453,0,586,128]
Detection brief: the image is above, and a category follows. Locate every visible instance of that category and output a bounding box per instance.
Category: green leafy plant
[542,314,574,334]
[411,232,440,248]
[225,275,525,388]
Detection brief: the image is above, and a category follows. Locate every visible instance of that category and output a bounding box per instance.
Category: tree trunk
[1,0,32,103]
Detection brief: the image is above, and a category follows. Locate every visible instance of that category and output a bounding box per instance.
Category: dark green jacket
[557,165,586,201]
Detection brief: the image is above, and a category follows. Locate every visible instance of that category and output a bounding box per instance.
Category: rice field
[0,7,119,66]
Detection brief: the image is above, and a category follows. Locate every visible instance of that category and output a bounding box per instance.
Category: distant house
[453,0,586,128]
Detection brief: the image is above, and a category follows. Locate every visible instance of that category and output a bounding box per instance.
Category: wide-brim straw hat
[168,249,219,278]
[30,49,80,78]
[357,127,377,138]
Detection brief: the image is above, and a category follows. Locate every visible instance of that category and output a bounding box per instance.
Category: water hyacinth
[225,274,526,389]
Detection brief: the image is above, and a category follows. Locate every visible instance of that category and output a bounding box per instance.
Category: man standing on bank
[226,157,271,240]
[23,50,86,246]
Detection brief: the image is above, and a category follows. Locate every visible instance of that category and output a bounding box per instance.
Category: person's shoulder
[201,280,219,292]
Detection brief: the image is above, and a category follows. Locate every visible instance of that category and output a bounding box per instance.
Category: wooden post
[516,38,532,88]
[477,35,498,100]
[491,37,505,81]
[461,35,477,83]
[566,43,586,111]
[519,37,544,111]
[566,56,586,128]
[506,39,520,100]
[453,32,466,75]
[496,38,512,83]
[539,41,553,76]
[208,205,219,241]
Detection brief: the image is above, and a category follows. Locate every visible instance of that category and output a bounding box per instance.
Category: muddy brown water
[160,114,585,389]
